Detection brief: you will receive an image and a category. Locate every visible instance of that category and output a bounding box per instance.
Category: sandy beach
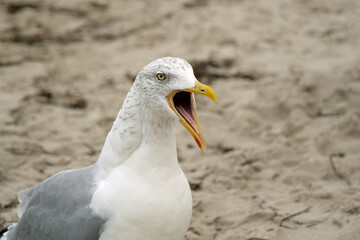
[1,0,360,239]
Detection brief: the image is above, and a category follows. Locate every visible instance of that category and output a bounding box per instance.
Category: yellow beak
[167,80,217,152]
[183,81,218,104]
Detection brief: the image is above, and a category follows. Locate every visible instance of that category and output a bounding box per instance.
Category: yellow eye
[156,73,166,81]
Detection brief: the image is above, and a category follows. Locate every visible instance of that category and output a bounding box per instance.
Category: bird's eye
[156,73,166,81]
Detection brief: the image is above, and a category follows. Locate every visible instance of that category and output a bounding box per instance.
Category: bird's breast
[91,165,192,240]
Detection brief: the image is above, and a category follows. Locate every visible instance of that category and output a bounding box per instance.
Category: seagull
[0,57,217,240]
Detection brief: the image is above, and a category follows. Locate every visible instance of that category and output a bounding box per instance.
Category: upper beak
[184,80,218,104]
[167,80,217,152]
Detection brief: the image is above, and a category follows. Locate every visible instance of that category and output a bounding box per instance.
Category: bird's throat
[96,84,178,178]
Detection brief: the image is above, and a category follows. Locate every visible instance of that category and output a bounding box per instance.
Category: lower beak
[167,80,217,152]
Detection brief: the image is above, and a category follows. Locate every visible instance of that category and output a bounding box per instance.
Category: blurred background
[0,0,360,239]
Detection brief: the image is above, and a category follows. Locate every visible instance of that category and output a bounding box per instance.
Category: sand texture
[1,0,360,239]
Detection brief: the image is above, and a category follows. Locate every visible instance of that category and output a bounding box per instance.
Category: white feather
[91,57,196,240]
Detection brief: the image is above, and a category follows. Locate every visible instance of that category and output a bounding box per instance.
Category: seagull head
[136,57,217,152]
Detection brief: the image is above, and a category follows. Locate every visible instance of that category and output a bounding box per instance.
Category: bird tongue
[176,105,199,132]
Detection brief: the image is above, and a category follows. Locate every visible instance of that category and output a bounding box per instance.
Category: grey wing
[6,165,105,240]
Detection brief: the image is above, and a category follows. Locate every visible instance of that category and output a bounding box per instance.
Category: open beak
[167,80,217,152]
